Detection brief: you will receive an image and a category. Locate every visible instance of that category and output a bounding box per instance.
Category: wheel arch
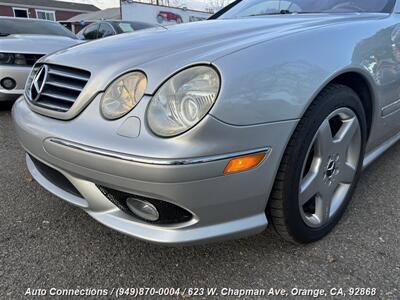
[306,69,377,141]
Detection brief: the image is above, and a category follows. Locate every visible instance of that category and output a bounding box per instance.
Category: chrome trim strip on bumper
[47,138,271,166]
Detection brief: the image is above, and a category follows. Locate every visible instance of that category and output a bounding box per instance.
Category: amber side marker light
[224,152,267,174]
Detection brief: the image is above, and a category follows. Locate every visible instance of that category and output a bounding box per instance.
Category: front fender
[210,18,386,125]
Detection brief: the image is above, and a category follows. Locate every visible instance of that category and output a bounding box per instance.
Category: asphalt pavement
[0,102,399,299]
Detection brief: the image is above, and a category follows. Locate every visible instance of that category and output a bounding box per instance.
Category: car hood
[1,34,80,54]
[42,14,386,94]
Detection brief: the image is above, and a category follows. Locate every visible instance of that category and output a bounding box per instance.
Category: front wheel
[267,84,367,243]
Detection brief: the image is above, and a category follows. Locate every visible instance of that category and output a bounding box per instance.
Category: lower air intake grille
[97,186,193,225]
[29,155,82,198]
[30,64,90,112]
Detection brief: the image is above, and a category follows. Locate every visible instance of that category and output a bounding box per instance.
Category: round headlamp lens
[101,72,147,120]
[147,66,220,137]
[0,53,14,65]
[14,54,27,65]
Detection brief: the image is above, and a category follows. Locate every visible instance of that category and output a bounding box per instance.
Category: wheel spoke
[317,186,334,224]
[330,184,350,217]
[334,117,358,148]
[320,202,331,225]
[339,162,356,184]
[299,172,320,205]
[316,119,333,155]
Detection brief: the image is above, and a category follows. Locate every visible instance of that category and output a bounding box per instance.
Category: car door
[98,22,116,39]
[82,23,99,40]
[355,8,400,149]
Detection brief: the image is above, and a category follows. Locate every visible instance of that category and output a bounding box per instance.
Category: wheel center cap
[326,159,336,179]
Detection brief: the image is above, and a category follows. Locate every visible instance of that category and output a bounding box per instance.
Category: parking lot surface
[0,103,399,299]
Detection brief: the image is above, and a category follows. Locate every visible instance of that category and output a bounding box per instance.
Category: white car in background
[0,17,80,102]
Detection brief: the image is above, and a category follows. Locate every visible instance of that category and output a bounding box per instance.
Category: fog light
[224,152,266,174]
[1,77,16,90]
[126,198,160,222]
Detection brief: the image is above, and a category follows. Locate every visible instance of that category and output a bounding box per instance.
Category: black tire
[267,84,367,244]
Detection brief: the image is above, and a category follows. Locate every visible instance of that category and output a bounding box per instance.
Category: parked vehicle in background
[0,17,79,102]
[121,1,210,25]
[157,11,183,24]
[76,21,158,40]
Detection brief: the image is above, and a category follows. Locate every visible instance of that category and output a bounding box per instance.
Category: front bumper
[0,66,31,102]
[12,96,298,245]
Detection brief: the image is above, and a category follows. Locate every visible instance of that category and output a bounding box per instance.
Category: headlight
[0,53,14,65]
[14,54,27,65]
[0,53,28,65]
[101,72,147,120]
[147,66,220,137]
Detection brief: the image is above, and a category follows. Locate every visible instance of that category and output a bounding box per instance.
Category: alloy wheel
[299,107,362,228]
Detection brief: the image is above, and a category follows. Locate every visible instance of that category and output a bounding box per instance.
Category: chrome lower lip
[47,138,271,166]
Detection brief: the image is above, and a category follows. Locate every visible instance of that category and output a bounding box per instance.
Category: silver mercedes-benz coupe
[0,17,79,102]
[12,0,400,245]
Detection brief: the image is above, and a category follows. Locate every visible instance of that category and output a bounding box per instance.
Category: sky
[61,0,211,10]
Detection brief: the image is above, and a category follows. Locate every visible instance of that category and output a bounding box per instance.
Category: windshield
[115,21,155,33]
[117,22,136,33]
[214,0,396,19]
[0,18,76,38]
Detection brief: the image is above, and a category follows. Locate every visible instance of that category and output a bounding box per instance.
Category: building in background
[121,1,210,25]
[61,7,121,33]
[0,0,99,21]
